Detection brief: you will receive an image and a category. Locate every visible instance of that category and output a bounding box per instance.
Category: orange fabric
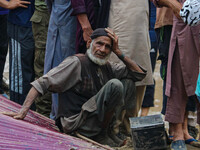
[155,7,173,29]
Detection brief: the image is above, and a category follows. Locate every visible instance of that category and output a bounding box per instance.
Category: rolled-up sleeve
[110,62,147,82]
[126,67,147,82]
[71,0,87,16]
[31,56,82,95]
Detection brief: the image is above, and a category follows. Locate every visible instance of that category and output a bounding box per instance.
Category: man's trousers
[60,79,136,138]
[31,10,52,117]
[7,22,35,109]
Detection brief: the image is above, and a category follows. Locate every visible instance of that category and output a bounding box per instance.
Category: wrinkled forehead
[93,36,112,46]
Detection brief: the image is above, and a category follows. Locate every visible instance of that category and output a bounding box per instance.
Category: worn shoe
[171,140,187,150]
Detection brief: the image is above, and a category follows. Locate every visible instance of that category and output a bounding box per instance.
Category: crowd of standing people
[0,0,200,149]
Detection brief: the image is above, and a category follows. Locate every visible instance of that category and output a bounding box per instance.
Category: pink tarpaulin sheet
[0,95,108,150]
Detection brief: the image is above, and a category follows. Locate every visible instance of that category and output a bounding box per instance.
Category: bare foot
[172,123,184,141]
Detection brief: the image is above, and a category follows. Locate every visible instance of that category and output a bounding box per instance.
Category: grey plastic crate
[129,114,168,150]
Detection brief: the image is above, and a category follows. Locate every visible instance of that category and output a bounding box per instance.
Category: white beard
[86,41,110,66]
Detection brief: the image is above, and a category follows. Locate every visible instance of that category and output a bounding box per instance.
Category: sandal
[185,138,200,148]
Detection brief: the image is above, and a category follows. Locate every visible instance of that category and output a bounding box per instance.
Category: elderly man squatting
[2,28,146,147]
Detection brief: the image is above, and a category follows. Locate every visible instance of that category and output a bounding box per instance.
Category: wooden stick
[75,132,113,150]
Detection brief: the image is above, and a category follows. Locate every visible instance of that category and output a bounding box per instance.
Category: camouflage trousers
[31,10,52,117]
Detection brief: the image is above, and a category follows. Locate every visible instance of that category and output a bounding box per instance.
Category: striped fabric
[7,22,35,106]
[10,38,23,94]
[0,96,107,150]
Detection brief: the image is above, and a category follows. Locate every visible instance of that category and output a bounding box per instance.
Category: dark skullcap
[91,28,110,40]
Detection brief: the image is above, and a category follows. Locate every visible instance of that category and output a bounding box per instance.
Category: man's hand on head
[105,27,144,73]
[105,27,121,56]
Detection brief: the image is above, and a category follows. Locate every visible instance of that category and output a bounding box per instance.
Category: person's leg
[155,25,172,115]
[141,41,157,116]
[169,97,198,137]
[77,79,124,136]
[197,96,200,125]
[0,15,8,94]
[186,96,198,139]
[45,0,76,119]
[112,79,136,135]
[140,107,150,117]
[60,79,125,146]
[196,99,200,140]
[183,112,194,140]
[31,10,51,117]
[132,85,146,117]
[165,46,200,148]
[187,111,199,139]
[19,26,35,109]
[161,79,168,115]
[63,79,124,147]
[49,32,61,120]
[141,83,155,116]
[171,123,184,141]
[8,22,35,109]
[165,45,187,143]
